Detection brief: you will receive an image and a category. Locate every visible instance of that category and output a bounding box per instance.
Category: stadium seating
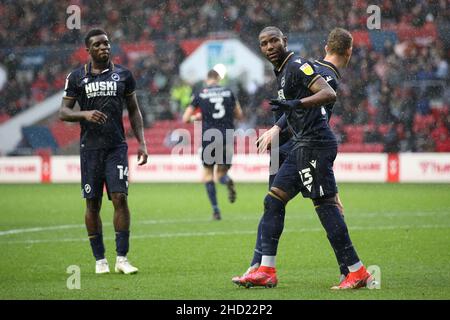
[127,121,389,155]
[413,114,435,132]
[377,124,392,136]
[339,143,384,153]
[126,120,196,155]
[22,126,58,153]
[0,113,10,124]
[0,1,448,154]
[343,125,365,144]
[49,121,80,148]
[328,115,342,128]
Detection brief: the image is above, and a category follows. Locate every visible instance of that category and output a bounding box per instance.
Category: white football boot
[115,256,138,274]
[95,258,110,274]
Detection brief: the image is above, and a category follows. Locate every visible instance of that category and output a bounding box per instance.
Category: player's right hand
[137,143,148,166]
[84,110,107,124]
[256,126,281,153]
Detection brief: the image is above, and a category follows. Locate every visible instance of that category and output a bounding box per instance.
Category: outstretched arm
[126,93,148,165]
[270,76,336,111]
[300,76,336,108]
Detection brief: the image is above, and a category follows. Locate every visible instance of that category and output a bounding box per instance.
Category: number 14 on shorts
[117,165,128,180]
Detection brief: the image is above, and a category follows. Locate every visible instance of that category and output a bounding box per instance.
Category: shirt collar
[85,61,115,76]
[275,51,294,73]
[315,59,341,79]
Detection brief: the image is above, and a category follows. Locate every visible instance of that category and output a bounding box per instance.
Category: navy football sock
[88,233,105,260]
[219,175,231,185]
[261,194,286,256]
[256,174,275,265]
[339,261,349,276]
[315,204,360,269]
[115,230,130,257]
[251,216,264,266]
[205,181,219,212]
[336,214,350,276]
[330,242,350,276]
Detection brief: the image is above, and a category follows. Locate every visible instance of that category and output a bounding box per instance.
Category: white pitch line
[1,224,449,245]
[0,224,85,236]
[0,210,448,237]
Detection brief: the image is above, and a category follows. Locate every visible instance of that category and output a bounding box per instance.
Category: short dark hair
[259,26,284,37]
[84,28,108,47]
[207,69,220,80]
[326,28,353,55]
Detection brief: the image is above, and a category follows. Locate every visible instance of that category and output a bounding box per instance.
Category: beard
[93,53,110,65]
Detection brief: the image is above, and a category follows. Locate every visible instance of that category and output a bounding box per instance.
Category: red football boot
[235,266,278,288]
[231,264,259,286]
[331,265,372,290]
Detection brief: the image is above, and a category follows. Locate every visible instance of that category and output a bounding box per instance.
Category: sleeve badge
[300,63,314,76]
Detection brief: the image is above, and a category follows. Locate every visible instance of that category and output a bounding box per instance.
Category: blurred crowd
[0,0,449,152]
[2,0,450,46]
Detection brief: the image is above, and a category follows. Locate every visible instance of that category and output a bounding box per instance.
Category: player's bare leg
[203,166,221,220]
[112,192,130,232]
[216,165,236,203]
[85,198,109,274]
[86,198,103,235]
[111,192,138,274]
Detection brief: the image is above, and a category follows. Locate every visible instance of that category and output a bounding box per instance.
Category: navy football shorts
[201,138,234,168]
[80,144,128,200]
[269,139,294,189]
[271,146,338,200]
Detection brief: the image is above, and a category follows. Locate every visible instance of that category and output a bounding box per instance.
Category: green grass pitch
[0,183,449,300]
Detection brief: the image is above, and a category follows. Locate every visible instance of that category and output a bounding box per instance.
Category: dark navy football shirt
[274,51,337,149]
[190,85,237,135]
[63,62,135,150]
[313,59,340,121]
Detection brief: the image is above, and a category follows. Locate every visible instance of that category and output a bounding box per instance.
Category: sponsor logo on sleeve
[300,63,314,76]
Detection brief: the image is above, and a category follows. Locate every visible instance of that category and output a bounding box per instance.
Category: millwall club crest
[281,76,285,88]
[111,73,120,81]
